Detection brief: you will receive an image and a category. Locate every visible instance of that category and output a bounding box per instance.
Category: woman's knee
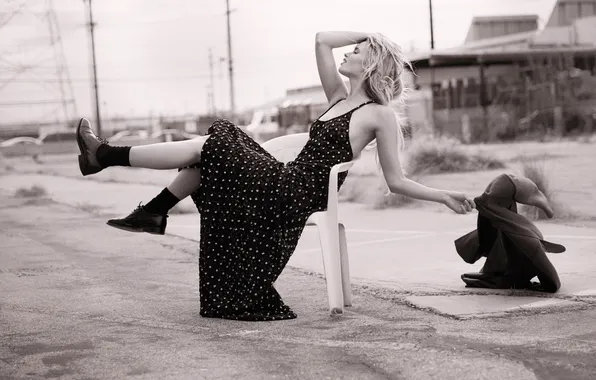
[179,167,200,173]
[191,136,209,162]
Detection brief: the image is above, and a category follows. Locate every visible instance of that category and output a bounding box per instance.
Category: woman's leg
[127,138,209,169]
[107,168,202,234]
[144,167,202,214]
[96,137,208,170]
[76,118,210,175]
[166,167,202,199]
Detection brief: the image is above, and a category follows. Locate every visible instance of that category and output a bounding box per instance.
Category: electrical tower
[0,0,77,132]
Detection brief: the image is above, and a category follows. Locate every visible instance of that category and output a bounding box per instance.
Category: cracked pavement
[1,193,596,379]
[1,153,596,379]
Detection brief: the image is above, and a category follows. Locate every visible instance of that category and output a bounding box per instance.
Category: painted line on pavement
[169,224,596,241]
[169,225,469,235]
[295,234,432,254]
[343,229,596,240]
[546,235,596,240]
[343,229,443,234]
[346,228,474,236]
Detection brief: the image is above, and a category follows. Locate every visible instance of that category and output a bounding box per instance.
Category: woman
[77,32,475,321]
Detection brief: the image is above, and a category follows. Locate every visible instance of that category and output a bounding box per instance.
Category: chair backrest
[260,133,310,164]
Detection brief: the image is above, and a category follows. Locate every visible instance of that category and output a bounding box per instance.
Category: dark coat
[454,174,565,293]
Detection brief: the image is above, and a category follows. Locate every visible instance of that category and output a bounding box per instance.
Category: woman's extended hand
[441,191,476,214]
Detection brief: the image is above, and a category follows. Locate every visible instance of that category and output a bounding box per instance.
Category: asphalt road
[2,195,596,379]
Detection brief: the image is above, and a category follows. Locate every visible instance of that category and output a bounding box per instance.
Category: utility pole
[208,48,215,115]
[205,85,211,113]
[429,0,437,132]
[84,0,102,135]
[218,56,226,111]
[225,0,236,122]
[429,0,435,50]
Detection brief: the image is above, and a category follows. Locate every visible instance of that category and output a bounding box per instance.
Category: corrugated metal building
[407,0,596,142]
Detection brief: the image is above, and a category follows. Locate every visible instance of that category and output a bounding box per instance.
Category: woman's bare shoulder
[357,103,396,130]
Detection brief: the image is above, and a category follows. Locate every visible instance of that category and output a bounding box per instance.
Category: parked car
[109,130,149,142]
[0,136,43,147]
[39,131,77,143]
[150,129,199,142]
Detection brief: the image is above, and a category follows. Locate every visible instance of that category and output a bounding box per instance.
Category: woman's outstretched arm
[373,107,475,214]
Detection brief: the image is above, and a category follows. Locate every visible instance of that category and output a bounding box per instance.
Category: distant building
[407,0,596,142]
[244,81,410,141]
[545,0,596,28]
[464,15,539,44]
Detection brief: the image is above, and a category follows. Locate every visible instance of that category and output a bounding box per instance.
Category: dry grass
[0,152,14,173]
[372,190,414,210]
[406,136,505,176]
[339,175,414,209]
[14,185,47,198]
[576,133,596,144]
[517,158,571,221]
[340,136,505,209]
[75,202,103,214]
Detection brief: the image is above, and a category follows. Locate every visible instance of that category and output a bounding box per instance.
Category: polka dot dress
[190,100,375,321]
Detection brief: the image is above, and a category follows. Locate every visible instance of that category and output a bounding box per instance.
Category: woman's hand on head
[441,191,476,214]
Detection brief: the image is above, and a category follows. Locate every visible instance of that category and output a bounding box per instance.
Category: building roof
[460,1,596,45]
[410,45,596,68]
[405,30,538,64]
[546,0,596,27]
[532,25,576,46]
[464,14,539,43]
[407,1,596,69]
[240,83,333,113]
[470,14,539,22]
[280,85,328,107]
[458,30,538,51]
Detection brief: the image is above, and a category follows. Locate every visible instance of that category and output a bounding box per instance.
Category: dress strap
[349,100,376,113]
[316,98,376,122]
[318,98,346,120]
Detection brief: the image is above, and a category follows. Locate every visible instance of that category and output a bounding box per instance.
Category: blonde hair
[362,33,411,106]
[361,33,412,193]
[361,34,412,150]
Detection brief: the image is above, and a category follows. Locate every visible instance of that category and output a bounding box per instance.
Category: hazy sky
[1,0,558,124]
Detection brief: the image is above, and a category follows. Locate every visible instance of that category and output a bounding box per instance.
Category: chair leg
[338,223,352,307]
[316,223,344,316]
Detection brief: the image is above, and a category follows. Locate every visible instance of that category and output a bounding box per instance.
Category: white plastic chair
[261,132,353,316]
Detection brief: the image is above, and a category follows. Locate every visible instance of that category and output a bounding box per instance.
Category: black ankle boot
[107,203,167,235]
[76,118,108,176]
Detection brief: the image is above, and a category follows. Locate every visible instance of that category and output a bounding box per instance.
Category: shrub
[406,136,505,176]
[517,158,569,220]
[15,185,47,198]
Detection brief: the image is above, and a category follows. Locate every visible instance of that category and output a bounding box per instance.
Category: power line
[0,99,75,107]
[97,14,223,27]
[0,65,318,83]
[0,75,213,83]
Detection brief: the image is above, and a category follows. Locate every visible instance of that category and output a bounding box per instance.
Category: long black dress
[190,100,374,321]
